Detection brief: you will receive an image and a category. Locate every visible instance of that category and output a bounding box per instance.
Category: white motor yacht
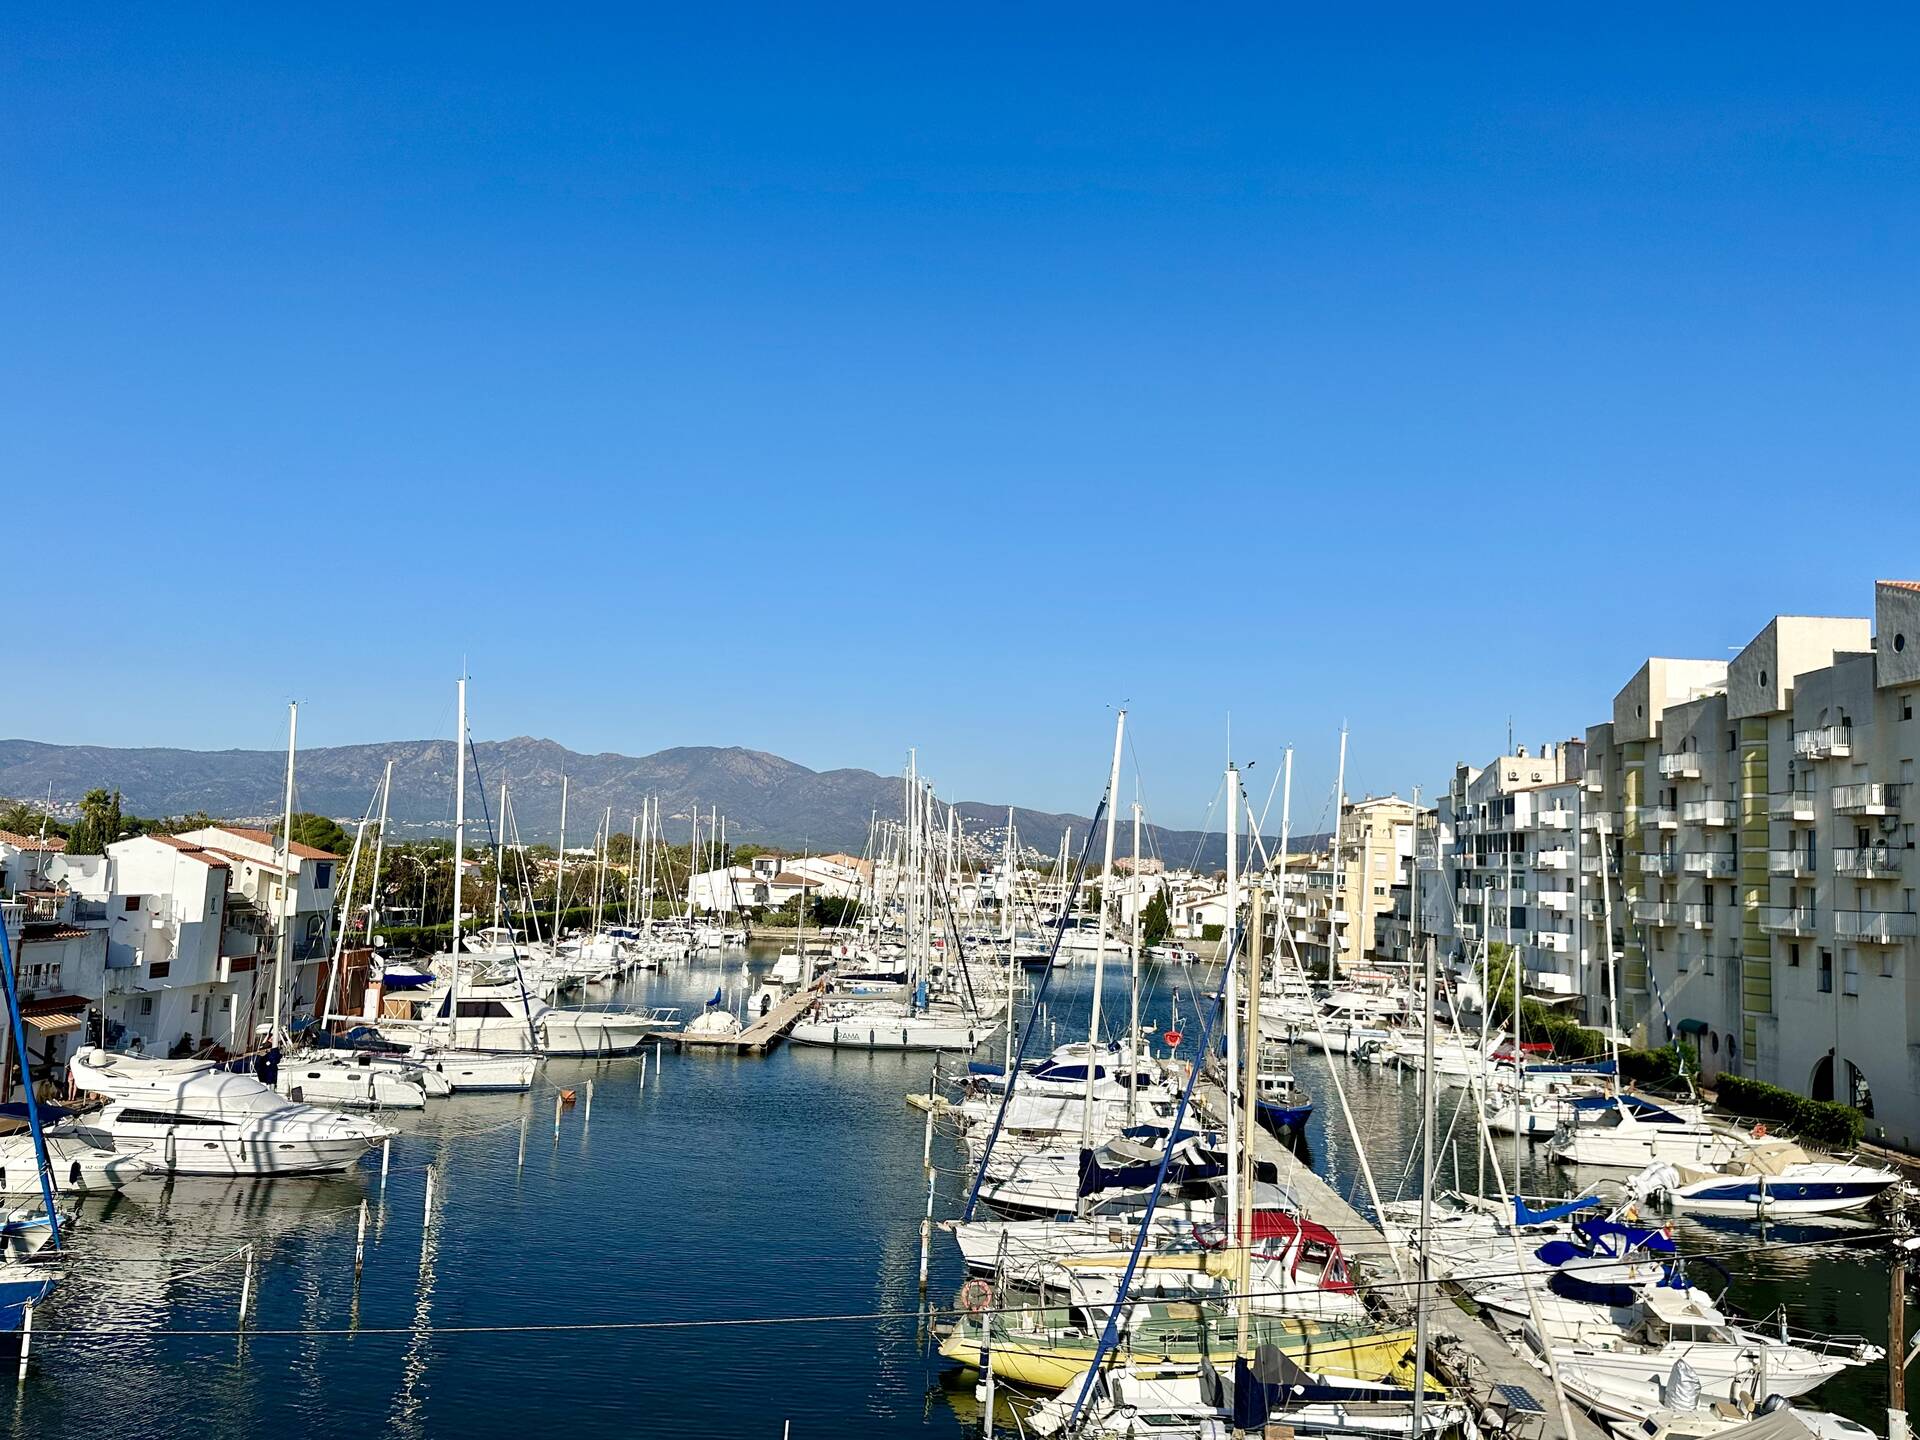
[275,1052,429,1110]
[67,1048,393,1177]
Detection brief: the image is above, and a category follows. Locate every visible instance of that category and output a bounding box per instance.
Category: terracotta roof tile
[208,825,341,861]
[0,830,65,852]
[1879,579,1920,594]
[145,834,231,868]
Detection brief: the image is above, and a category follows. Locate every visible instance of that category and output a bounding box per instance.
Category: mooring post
[238,1243,255,1329]
[16,1302,31,1383]
[517,1113,528,1170]
[423,1163,436,1227]
[380,1136,391,1189]
[584,1078,594,1131]
[354,1199,369,1279]
[553,1089,563,1138]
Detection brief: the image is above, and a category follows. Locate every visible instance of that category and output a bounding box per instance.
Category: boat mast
[1003,806,1017,1077]
[1077,709,1126,1204]
[553,775,569,947]
[1127,799,1142,1123]
[1234,842,1264,1434]
[1330,724,1348,978]
[450,676,468,1050]
[365,758,394,982]
[1222,760,1240,1250]
[493,781,508,939]
[1412,782,1435,1439]
[272,701,298,1046]
[627,812,640,926]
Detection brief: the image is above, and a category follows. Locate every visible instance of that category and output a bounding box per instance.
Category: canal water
[8,948,1900,1438]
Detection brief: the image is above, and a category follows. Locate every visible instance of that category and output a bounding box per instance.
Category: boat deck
[671,983,820,1055]
[1195,1080,1606,1440]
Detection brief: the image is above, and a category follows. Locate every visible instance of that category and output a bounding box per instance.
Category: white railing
[1659,752,1702,778]
[1761,906,1817,935]
[1639,853,1677,875]
[1835,910,1918,944]
[1769,850,1815,877]
[1684,852,1737,878]
[1635,806,1679,828]
[1536,849,1573,871]
[1538,890,1572,912]
[1834,783,1902,814]
[1834,846,1902,879]
[1771,792,1818,821]
[1532,930,1571,953]
[1794,726,1853,761]
[1682,903,1715,929]
[1633,901,1677,926]
[1682,800,1736,827]
[1538,808,1574,831]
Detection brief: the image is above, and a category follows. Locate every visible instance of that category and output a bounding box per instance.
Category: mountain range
[0,737,1322,869]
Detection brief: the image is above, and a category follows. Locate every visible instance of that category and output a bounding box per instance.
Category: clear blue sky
[7,6,1917,829]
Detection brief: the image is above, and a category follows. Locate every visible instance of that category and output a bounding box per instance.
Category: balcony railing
[1659,752,1702,779]
[1794,726,1853,761]
[1635,806,1679,829]
[1682,902,1716,930]
[1537,808,1574,831]
[1639,853,1678,876]
[1457,922,1479,941]
[1771,792,1818,822]
[1769,850,1816,878]
[1834,846,1903,880]
[1633,901,1678,927]
[1584,768,1604,792]
[1681,800,1736,828]
[1761,905,1817,937]
[1532,930,1572,953]
[1835,910,1918,944]
[1833,783,1902,816]
[1535,849,1573,872]
[1683,852,1737,878]
[1537,890,1572,913]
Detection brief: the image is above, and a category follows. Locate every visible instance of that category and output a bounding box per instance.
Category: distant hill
[0,737,1323,868]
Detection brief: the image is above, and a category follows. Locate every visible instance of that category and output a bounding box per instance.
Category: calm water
[7,950,1900,1438]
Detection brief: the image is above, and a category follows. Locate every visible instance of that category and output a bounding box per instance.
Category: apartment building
[1440,743,1599,1015]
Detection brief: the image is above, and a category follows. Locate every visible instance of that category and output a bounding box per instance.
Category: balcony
[1771,792,1818,822]
[1682,800,1737,828]
[1682,902,1716,930]
[1683,851,1738,879]
[1457,922,1479,942]
[1769,850,1816,878]
[1537,808,1574,831]
[1635,806,1679,830]
[1833,783,1902,817]
[1584,769,1604,793]
[1835,910,1918,945]
[1634,901,1678,927]
[1761,905,1817,937]
[1659,752,1702,779]
[1537,890,1572,913]
[1536,848,1573,872]
[1834,845,1903,880]
[1639,853,1678,876]
[1794,726,1853,761]
[1532,930,1572,954]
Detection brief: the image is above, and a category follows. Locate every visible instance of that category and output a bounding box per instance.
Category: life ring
[1164,1029,1183,1046]
[958,1278,994,1315]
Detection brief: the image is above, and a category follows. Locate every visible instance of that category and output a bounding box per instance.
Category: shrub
[1713,1073,1866,1148]
[1201,923,1224,942]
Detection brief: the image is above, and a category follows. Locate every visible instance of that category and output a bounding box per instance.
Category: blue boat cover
[1078,1148,1226,1197]
[1514,1194,1600,1226]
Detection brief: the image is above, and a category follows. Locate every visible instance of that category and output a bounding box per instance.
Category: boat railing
[1755,1307,1881,1358]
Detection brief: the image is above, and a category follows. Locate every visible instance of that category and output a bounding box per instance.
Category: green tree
[63,788,125,856]
[0,801,63,840]
[1140,890,1172,950]
[277,813,351,856]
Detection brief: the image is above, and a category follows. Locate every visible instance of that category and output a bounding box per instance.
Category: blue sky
[6,6,1917,829]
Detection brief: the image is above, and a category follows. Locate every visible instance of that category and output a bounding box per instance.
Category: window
[1843,950,1860,997]
[190,995,200,1013]
[220,996,233,1012]
[1882,948,1896,979]
[138,997,153,1015]
[1906,696,1915,722]
[208,892,219,914]
[148,961,170,979]
[314,862,334,889]
[124,895,141,912]
[1789,942,1801,968]
[1818,950,1833,994]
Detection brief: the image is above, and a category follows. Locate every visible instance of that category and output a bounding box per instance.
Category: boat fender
[1751,1123,1768,1138]
[958,1278,994,1315]
[560,1089,577,1105]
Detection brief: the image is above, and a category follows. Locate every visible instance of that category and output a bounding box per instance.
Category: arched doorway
[1846,1060,1874,1117]
[1810,1053,1835,1102]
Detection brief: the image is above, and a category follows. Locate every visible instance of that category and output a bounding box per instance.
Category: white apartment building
[1440,744,1597,1012]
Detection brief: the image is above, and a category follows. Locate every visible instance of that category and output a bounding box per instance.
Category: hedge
[1712,1073,1866,1149]
[1201,924,1225,943]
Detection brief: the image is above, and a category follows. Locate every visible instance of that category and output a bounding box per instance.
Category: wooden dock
[1196,1080,1607,1440]
[670,983,820,1055]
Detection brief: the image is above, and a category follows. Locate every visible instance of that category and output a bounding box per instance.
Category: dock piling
[517,1113,528,1170]
[423,1164,436,1227]
[16,1303,31,1383]
[584,1079,593,1131]
[553,1090,563,1137]
[380,1137,391,1189]
[238,1243,255,1329]
[354,1199,368,1278]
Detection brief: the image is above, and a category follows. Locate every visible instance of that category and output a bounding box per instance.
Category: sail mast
[1077,709,1127,1196]
[450,676,467,1049]
[1128,799,1143,1123]
[271,701,298,1044]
